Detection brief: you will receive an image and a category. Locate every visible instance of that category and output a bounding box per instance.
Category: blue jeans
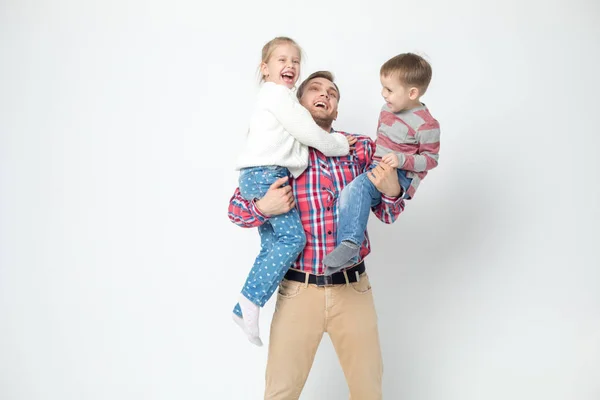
[233,166,306,317]
[336,167,412,248]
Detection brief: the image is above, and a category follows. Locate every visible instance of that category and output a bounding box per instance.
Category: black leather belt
[284,261,365,287]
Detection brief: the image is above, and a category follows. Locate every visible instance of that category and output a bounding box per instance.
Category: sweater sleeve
[397,122,440,172]
[263,84,349,157]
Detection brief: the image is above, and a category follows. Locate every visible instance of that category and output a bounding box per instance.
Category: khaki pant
[264,272,383,400]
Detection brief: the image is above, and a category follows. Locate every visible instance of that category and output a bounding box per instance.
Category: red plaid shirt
[228,132,405,275]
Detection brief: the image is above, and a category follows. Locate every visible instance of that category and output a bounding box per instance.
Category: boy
[323,53,441,274]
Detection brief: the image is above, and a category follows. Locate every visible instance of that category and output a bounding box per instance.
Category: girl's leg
[234,166,305,345]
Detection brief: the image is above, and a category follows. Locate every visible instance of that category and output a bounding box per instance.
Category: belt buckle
[315,274,333,287]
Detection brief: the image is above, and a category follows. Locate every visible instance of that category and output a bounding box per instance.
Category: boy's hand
[382,153,399,168]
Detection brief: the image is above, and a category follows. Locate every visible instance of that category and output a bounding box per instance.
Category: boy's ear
[408,87,420,100]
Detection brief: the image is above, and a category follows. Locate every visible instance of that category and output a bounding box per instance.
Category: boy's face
[380,74,419,113]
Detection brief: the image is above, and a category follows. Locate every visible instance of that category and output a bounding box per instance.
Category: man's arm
[368,162,405,224]
[355,137,405,224]
[227,176,295,228]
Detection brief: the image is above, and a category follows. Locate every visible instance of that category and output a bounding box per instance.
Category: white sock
[232,313,263,347]
[238,295,262,345]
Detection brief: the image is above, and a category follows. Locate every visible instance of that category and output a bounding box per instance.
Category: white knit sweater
[236,82,349,178]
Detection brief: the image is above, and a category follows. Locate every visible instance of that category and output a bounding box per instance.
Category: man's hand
[255,176,295,216]
[382,153,399,168]
[367,162,402,198]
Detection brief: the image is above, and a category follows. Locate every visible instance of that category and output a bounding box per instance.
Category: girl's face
[261,43,301,89]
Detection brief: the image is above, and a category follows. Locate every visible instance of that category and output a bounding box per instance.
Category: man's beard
[312,114,334,131]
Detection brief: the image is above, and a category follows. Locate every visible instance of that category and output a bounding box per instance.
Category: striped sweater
[374,104,441,199]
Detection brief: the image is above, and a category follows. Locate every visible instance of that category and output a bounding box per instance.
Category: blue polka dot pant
[233,166,306,318]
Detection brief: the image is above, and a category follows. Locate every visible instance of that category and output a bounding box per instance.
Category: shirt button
[327,231,332,235]
[326,207,331,211]
[322,187,327,191]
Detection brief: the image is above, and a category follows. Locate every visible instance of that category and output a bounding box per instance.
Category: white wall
[1,0,599,399]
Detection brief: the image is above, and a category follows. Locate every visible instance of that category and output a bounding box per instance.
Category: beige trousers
[264,272,383,400]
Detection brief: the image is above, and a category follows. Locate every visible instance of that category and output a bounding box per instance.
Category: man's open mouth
[314,101,327,109]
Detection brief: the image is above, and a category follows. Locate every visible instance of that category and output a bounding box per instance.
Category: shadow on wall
[374,167,502,399]
[309,166,502,399]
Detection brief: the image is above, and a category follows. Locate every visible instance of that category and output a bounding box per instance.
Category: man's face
[299,77,339,128]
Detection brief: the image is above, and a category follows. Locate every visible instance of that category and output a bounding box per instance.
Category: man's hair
[296,71,340,101]
[380,53,432,95]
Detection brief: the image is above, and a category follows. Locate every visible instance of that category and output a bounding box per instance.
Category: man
[228,71,405,399]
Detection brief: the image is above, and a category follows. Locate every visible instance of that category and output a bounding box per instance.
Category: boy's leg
[323,173,381,273]
[396,169,413,199]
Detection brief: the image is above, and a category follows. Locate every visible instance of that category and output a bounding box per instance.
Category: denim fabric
[233,166,306,317]
[336,167,412,248]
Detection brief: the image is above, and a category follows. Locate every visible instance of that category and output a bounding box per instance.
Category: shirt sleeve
[355,135,406,224]
[263,84,350,157]
[227,188,268,228]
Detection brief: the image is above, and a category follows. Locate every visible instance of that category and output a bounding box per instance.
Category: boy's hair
[259,37,303,82]
[380,53,432,96]
[296,71,340,102]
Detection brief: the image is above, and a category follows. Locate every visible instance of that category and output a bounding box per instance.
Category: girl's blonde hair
[258,37,303,82]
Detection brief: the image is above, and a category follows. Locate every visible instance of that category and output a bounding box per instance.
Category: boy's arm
[264,85,349,156]
[396,123,440,172]
[356,136,405,224]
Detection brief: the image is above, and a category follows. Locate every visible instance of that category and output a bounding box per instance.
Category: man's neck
[314,118,333,132]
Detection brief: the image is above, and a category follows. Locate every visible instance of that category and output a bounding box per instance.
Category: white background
[1,0,599,399]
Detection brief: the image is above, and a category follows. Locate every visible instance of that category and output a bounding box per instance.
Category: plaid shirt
[228,132,405,275]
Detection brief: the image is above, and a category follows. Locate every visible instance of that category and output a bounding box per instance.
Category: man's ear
[334,110,338,121]
[408,87,420,100]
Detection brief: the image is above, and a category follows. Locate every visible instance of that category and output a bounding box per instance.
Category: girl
[233,37,351,346]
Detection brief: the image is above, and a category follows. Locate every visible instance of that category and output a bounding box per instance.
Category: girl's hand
[346,135,357,152]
